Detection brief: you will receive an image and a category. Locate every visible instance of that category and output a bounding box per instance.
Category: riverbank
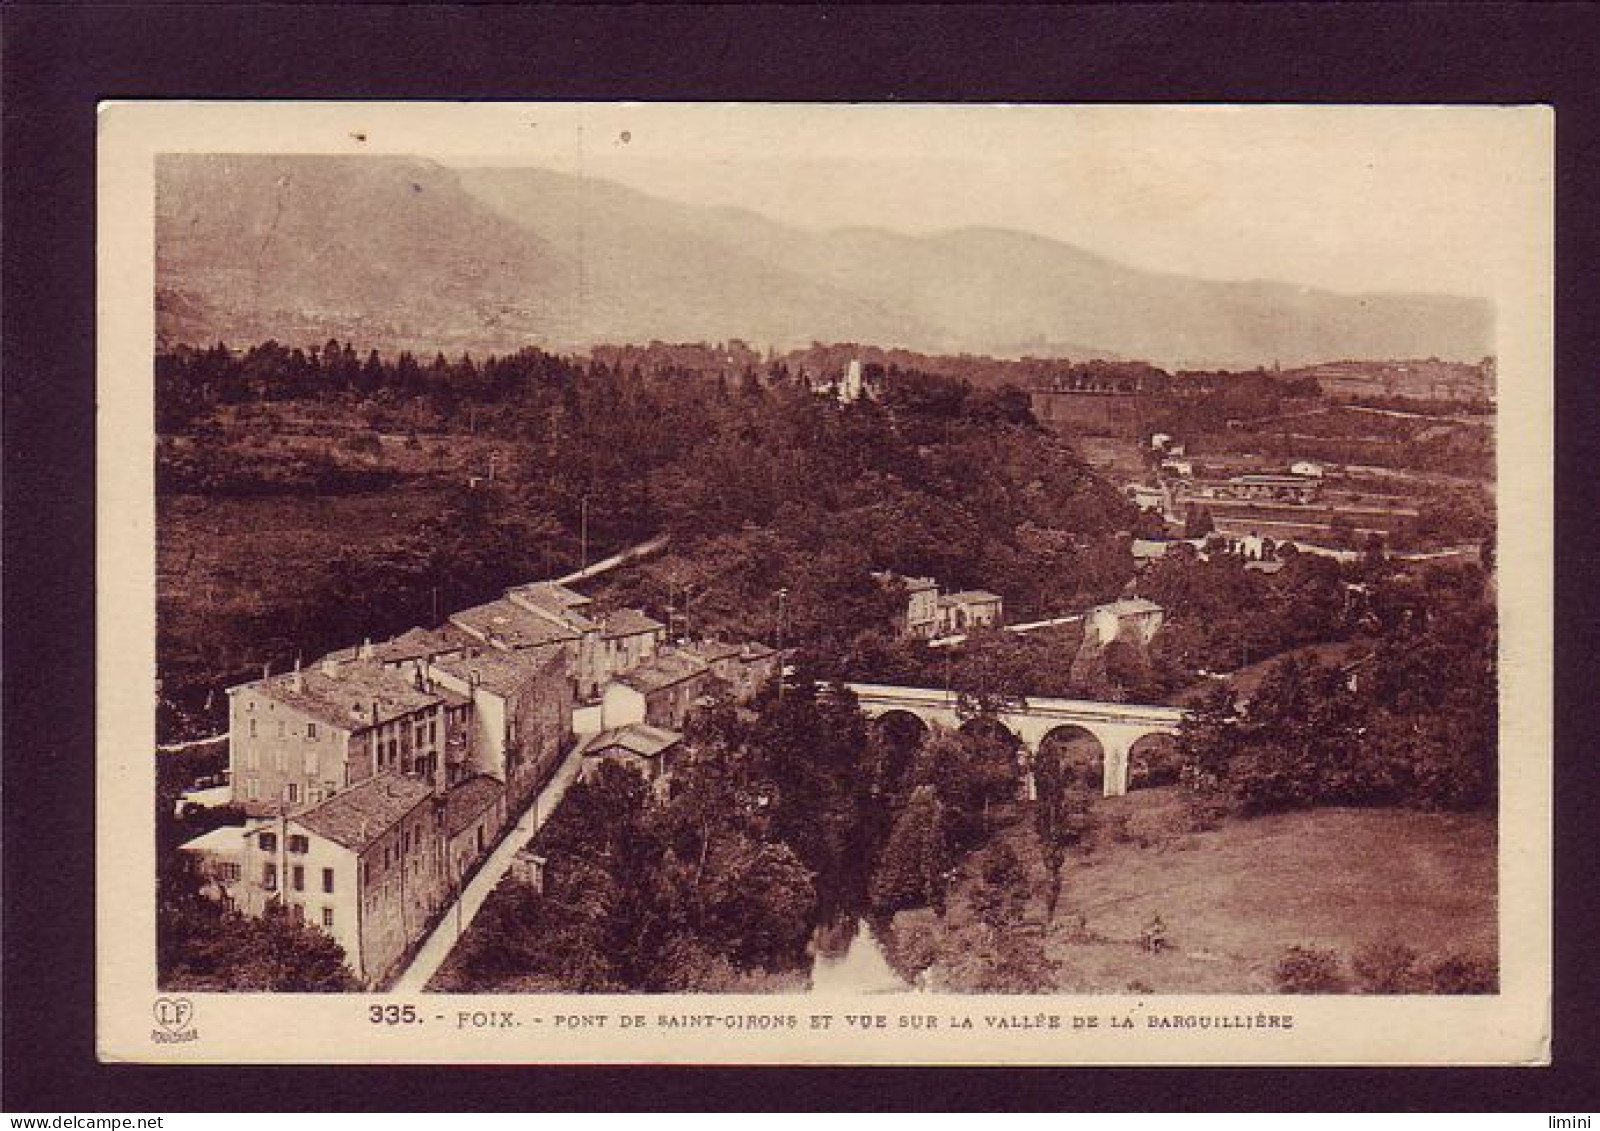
[883,787,1496,994]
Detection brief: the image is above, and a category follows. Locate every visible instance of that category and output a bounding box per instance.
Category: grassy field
[894,788,1496,994]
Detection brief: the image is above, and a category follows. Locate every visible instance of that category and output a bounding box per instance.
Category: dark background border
[4,2,1597,1113]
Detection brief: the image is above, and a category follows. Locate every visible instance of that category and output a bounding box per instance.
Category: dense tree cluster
[1177,561,1496,813]
[157,340,1142,730]
[158,856,357,992]
[438,682,879,990]
[1142,543,1351,677]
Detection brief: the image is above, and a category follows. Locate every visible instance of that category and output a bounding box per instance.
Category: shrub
[1274,945,1345,993]
[1185,793,1229,832]
[1351,938,1420,993]
[1422,951,1497,995]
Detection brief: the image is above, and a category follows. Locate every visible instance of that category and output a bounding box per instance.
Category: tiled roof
[601,608,665,639]
[178,825,248,855]
[1095,597,1164,616]
[510,580,591,608]
[241,661,443,731]
[451,597,580,651]
[940,590,1002,606]
[683,639,742,663]
[587,723,683,761]
[615,650,709,695]
[293,773,435,854]
[370,626,468,664]
[444,775,506,838]
[431,647,566,699]
[506,581,601,633]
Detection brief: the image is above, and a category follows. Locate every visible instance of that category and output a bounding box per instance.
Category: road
[388,733,596,993]
[553,533,670,586]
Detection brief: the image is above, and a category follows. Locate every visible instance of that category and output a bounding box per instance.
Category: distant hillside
[157,155,1492,367]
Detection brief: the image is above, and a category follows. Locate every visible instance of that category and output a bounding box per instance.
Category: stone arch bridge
[843,683,1188,797]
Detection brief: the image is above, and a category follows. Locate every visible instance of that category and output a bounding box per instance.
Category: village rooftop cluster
[178,576,778,986]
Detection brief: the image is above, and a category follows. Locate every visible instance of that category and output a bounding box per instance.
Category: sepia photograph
[95,102,1552,1064]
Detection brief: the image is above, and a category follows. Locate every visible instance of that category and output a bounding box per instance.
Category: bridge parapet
[844,682,1188,797]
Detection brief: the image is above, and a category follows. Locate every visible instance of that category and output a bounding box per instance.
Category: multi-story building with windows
[226,657,465,817]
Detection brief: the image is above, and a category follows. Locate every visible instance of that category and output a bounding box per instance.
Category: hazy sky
[170,103,1549,299]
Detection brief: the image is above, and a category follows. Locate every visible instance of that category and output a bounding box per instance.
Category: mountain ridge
[156,155,1492,368]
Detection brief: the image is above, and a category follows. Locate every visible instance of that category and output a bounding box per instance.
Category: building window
[286,783,299,804]
[259,832,277,853]
[288,834,308,854]
[288,902,304,923]
[322,907,334,929]
[306,722,318,740]
[217,862,241,882]
[292,865,304,892]
[430,720,437,744]
[249,718,257,738]
[277,720,286,738]
[262,863,277,890]
[362,861,372,886]
[322,867,334,893]
[246,778,260,800]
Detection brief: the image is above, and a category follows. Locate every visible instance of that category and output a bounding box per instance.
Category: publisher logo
[152,996,198,1043]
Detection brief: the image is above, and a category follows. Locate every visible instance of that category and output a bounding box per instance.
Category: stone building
[579,723,684,789]
[597,607,667,684]
[225,657,466,817]
[449,596,578,673]
[874,572,941,639]
[443,774,508,886]
[234,772,450,987]
[600,650,712,731]
[937,590,1004,634]
[679,638,780,702]
[426,647,573,811]
[1083,598,1166,650]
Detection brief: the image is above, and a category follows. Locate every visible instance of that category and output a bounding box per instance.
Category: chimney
[358,637,375,662]
[290,657,304,694]
[321,655,341,678]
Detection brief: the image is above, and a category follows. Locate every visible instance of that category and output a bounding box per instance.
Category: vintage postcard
[97,102,1552,1065]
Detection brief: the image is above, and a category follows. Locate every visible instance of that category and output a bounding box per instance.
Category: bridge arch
[1127,733,1182,790]
[1035,724,1106,793]
[957,713,1023,750]
[957,715,1028,801]
[843,683,1186,799]
[872,709,930,749]
[871,710,930,793]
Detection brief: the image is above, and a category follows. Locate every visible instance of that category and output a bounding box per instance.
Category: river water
[808,918,913,994]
